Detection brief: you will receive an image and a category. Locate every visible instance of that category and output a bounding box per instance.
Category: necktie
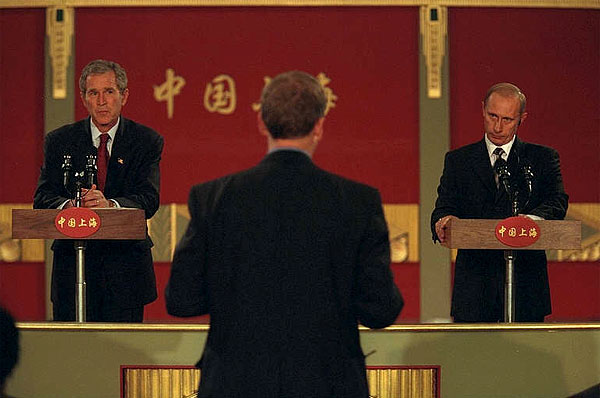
[493,147,505,165]
[493,147,505,188]
[97,133,110,191]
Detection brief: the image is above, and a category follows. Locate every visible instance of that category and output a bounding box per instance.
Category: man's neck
[268,136,316,157]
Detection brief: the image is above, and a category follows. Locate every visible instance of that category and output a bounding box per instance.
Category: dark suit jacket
[166,150,403,398]
[431,137,568,321]
[33,117,163,310]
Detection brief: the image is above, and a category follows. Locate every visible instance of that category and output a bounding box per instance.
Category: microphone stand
[495,159,519,323]
[63,155,96,323]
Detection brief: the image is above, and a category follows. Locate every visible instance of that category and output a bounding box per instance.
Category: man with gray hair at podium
[166,70,403,397]
[431,82,568,323]
[34,59,163,322]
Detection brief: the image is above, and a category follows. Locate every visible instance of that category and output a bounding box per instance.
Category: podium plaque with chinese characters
[446,219,581,250]
[12,208,146,240]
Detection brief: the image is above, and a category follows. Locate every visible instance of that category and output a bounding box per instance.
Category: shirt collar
[485,134,515,159]
[90,117,120,146]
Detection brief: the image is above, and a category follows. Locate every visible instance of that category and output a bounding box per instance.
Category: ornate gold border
[0,0,598,9]
[16,321,600,332]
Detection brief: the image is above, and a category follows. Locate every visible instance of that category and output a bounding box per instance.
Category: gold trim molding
[15,321,600,332]
[46,6,73,99]
[0,0,598,8]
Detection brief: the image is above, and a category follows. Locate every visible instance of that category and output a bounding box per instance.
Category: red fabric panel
[449,8,600,202]
[391,262,420,322]
[0,262,46,321]
[74,7,420,204]
[0,9,45,202]
[451,261,600,322]
[145,262,209,323]
[547,261,600,322]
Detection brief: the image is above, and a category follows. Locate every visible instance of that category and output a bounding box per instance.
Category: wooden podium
[445,218,581,322]
[12,208,147,322]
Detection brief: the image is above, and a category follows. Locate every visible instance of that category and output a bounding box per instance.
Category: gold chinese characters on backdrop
[152,69,337,119]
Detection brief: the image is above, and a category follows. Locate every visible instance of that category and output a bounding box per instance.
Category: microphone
[86,155,97,188]
[522,163,534,195]
[62,155,72,189]
[494,157,512,195]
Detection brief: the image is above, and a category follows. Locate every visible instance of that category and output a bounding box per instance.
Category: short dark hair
[260,71,327,139]
[79,59,128,94]
[484,82,527,115]
[0,307,19,388]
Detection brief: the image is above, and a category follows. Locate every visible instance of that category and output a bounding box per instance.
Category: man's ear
[257,112,269,137]
[518,112,528,126]
[121,88,129,107]
[312,117,325,143]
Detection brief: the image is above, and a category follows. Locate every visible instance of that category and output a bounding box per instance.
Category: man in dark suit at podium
[431,83,568,323]
[34,59,163,322]
[166,70,403,397]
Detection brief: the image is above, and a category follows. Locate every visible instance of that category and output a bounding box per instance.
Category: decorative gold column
[420,5,447,99]
[46,6,74,99]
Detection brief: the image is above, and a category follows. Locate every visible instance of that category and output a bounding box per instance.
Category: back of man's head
[260,71,327,139]
[0,307,19,390]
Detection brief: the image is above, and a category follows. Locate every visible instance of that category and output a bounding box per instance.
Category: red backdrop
[74,7,421,204]
[0,9,46,320]
[74,6,421,322]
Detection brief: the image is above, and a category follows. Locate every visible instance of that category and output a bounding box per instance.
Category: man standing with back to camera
[431,82,568,323]
[166,70,403,397]
[34,59,164,322]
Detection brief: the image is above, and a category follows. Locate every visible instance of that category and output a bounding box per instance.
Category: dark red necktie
[97,133,110,191]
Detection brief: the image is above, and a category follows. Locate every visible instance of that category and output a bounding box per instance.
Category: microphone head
[494,157,510,177]
[62,155,72,170]
[85,155,97,187]
[522,163,533,178]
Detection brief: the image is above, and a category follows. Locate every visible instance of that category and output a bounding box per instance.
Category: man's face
[482,92,527,146]
[81,71,128,132]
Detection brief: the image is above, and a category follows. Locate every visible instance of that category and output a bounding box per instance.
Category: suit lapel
[104,117,129,193]
[470,139,497,195]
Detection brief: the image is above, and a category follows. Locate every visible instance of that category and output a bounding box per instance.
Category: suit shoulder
[121,118,163,141]
[447,140,482,157]
[45,119,87,140]
[317,168,382,202]
[519,141,558,156]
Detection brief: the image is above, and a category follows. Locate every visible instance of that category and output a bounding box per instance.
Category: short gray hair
[484,82,526,115]
[79,59,128,94]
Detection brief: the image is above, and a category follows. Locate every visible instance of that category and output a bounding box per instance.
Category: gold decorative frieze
[122,366,439,398]
[420,5,447,99]
[1,1,599,9]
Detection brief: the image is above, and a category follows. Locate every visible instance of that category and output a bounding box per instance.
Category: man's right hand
[435,215,458,246]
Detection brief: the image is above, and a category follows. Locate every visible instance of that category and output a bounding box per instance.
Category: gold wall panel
[384,204,419,263]
[123,368,200,398]
[0,204,44,262]
[122,366,439,398]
